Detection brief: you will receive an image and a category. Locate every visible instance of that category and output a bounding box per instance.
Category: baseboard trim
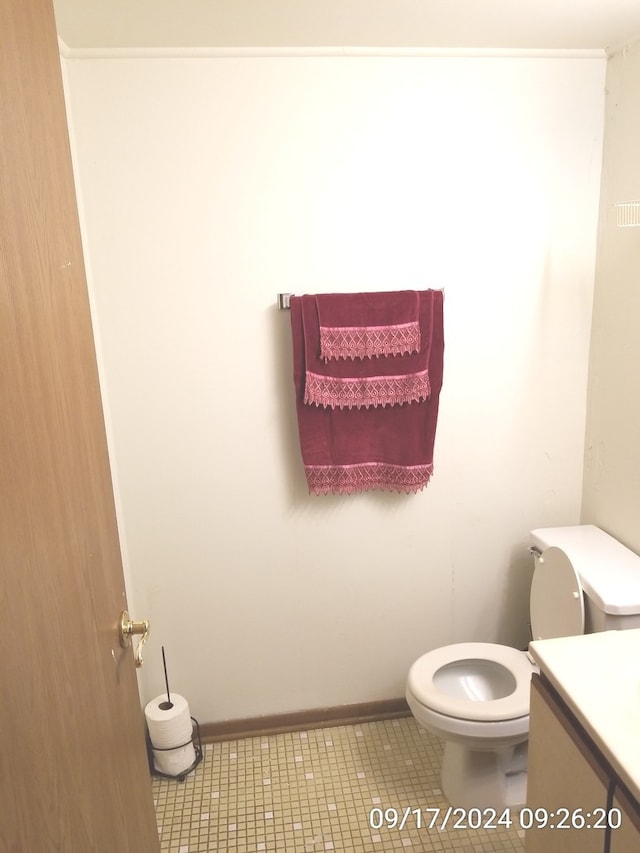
[200,698,411,743]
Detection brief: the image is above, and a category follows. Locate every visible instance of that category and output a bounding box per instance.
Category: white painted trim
[57,38,605,61]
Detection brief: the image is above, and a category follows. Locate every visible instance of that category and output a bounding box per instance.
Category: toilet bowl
[406,525,640,811]
[406,643,535,810]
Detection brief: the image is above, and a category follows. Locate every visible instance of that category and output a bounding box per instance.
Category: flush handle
[119,610,150,668]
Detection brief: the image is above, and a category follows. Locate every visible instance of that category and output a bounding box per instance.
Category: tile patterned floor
[153,717,525,852]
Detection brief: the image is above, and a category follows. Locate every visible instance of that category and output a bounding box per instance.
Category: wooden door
[0,1,160,851]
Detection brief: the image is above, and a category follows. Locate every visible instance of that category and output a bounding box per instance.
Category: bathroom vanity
[526,629,640,853]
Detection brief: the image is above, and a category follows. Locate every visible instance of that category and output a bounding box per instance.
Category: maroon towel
[290,290,444,495]
[316,290,420,360]
[301,293,433,410]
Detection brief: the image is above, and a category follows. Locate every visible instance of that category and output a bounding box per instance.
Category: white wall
[63,53,605,723]
[583,39,640,551]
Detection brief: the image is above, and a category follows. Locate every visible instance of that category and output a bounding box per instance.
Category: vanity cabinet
[610,785,640,853]
[525,674,640,853]
[525,674,608,853]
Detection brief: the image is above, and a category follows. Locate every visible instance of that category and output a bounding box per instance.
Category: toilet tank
[530,525,640,632]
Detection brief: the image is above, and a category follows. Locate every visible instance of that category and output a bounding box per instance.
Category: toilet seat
[407,643,533,722]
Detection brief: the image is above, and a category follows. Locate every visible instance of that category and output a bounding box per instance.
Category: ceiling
[54,0,640,54]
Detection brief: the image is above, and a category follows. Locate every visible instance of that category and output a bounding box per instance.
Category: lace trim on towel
[305,462,433,495]
[319,321,421,361]
[304,368,430,409]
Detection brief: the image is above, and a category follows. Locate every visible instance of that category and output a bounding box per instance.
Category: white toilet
[406,524,640,811]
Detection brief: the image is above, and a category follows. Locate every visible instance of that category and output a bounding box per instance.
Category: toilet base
[440,740,528,811]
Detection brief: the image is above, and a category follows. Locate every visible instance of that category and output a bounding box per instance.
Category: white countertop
[529,628,640,801]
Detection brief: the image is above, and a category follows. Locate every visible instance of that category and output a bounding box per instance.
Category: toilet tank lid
[530,525,640,615]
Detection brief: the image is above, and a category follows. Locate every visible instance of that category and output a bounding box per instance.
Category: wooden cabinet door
[525,675,610,853]
[609,785,640,853]
[0,1,160,850]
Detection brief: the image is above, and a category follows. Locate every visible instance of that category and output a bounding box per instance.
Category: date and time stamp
[368,805,623,832]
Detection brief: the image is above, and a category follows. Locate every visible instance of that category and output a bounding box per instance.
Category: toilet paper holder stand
[146,716,203,782]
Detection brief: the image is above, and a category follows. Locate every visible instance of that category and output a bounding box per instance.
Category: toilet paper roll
[145,693,196,775]
[145,693,192,744]
[152,742,196,777]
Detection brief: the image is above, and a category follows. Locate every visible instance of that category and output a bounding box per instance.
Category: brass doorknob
[119,610,150,668]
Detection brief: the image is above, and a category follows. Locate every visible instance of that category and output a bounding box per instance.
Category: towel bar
[277,293,294,309]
